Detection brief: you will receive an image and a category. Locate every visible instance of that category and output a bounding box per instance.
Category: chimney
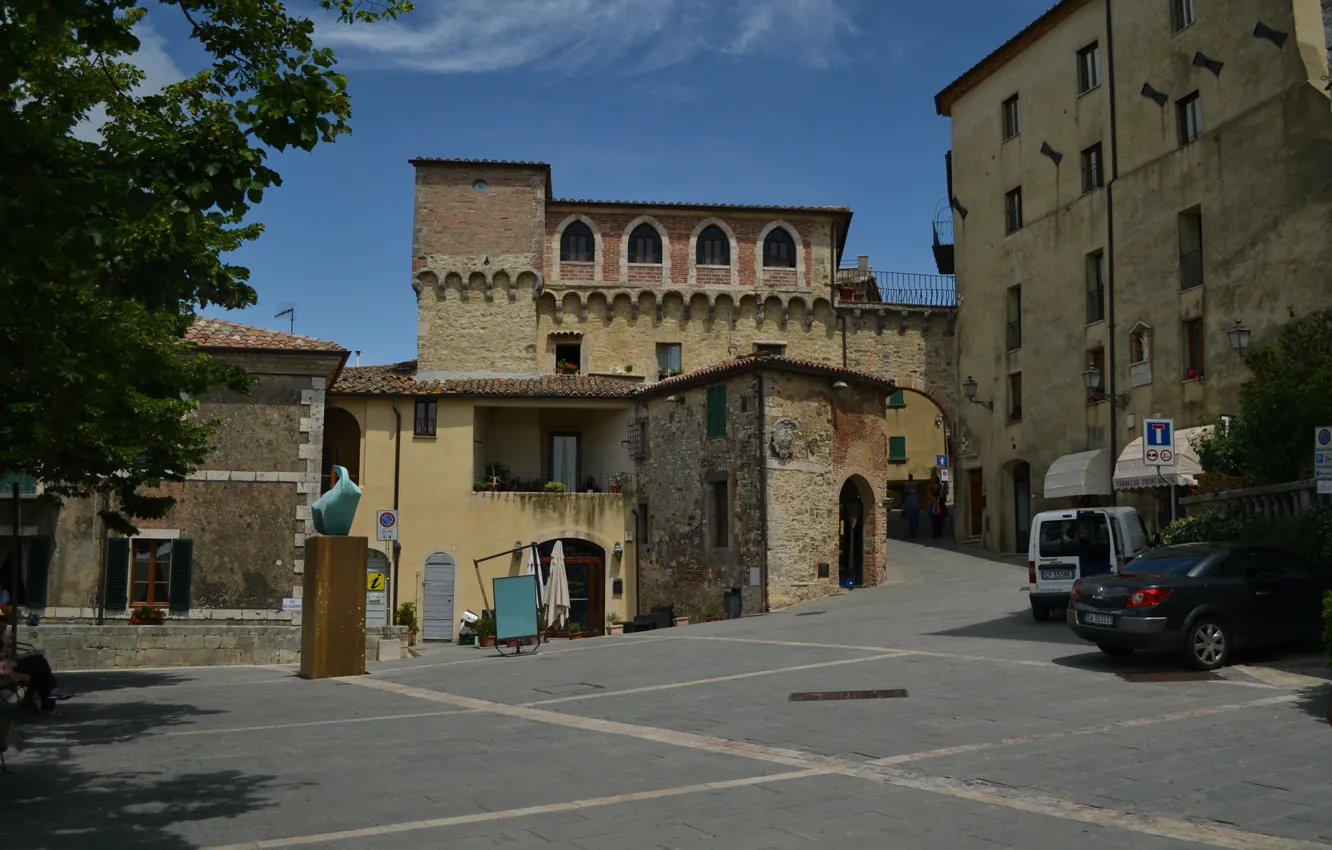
[857,254,870,271]
[354,350,361,366]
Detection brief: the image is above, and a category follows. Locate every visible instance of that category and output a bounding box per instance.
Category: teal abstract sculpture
[311,465,362,535]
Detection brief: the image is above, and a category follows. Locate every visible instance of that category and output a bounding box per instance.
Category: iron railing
[474,468,633,495]
[932,217,954,246]
[1006,318,1022,351]
[835,271,957,307]
[1179,250,1204,290]
[1086,286,1105,323]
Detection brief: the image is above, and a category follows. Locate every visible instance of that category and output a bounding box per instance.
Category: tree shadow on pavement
[58,670,191,695]
[1290,683,1330,725]
[18,698,226,752]
[927,609,1087,645]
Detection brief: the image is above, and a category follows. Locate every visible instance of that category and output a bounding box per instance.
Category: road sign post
[1143,418,1178,521]
[376,509,398,542]
[1316,427,1332,495]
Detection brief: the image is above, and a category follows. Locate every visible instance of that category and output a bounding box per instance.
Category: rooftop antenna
[274,303,295,334]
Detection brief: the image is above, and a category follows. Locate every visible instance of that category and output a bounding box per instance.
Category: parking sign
[1142,418,1176,468]
[376,509,398,541]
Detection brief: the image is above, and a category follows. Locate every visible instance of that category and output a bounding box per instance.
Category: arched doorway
[838,479,866,587]
[538,539,606,635]
[366,549,390,627]
[1012,461,1032,553]
[322,407,361,492]
[881,386,954,542]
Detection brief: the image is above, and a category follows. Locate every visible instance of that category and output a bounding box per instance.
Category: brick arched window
[560,221,595,262]
[628,223,662,265]
[763,227,797,268]
[696,225,730,266]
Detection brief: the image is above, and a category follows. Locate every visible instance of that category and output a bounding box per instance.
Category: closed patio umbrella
[522,544,545,605]
[546,541,571,631]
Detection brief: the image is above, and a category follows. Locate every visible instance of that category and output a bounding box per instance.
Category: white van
[1027,507,1153,621]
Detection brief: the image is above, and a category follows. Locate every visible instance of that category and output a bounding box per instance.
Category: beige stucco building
[935,0,1332,553]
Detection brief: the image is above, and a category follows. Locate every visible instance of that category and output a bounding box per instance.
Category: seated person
[0,631,72,717]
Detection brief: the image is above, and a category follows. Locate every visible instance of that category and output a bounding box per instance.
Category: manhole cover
[788,689,908,702]
[795,610,826,616]
[532,682,604,696]
[1116,671,1223,683]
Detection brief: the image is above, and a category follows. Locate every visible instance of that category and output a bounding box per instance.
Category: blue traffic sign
[1318,427,1331,447]
[936,455,948,467]
[1142,417,1177,468]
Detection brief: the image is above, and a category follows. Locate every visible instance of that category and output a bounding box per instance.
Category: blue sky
[144,0,1055,363]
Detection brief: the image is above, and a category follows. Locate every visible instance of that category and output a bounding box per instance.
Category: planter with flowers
[556,359,578,375]
[130,606,165,625]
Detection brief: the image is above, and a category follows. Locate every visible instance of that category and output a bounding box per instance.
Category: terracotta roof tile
[185,317,344,352]
[633,355,897,397]
[333,361,638,399]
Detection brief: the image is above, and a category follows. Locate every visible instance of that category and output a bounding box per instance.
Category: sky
[133,0,1055,365]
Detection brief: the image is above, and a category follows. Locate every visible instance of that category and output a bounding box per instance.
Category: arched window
[628,223,662,265]
[560,221,595,263]
[696,225,730,266]
[763,227,797,268]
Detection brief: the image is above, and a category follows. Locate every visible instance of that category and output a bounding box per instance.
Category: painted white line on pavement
[371,634,683,676]
[161,708,483,737]
[201,768,826,850]
[676,634,1063,668]
[336,677,1328,850]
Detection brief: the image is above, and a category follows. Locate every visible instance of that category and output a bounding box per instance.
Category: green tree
[0,0,409,532]
[1192,310,1332,486]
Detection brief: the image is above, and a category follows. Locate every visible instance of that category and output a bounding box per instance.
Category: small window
[1080,143,1103,193]
[656,343,682,378]
[754,342,786,357]
[1179,210,1203,290]
[1183,318,1205,380]
[1077,42,1101,93]
[560,221,595,263]
[1087,346,1106,394]
[131,539,173,606]
[1008,372,1023,422]
[696,225,730,266]
[887,389,905,408]
[555,342,581,375]
[628,223,662,264]
[1001,94,1020,140]
[763,228,797,268]
[711,480,729,548]
[889,436,907,462]
[1006,285,1022,351]
[413,398,437,437]
[1004,187,1023,234]
[1086,251,1105,323]
[627,419,647,459]
[1176,92,1202,146]
[1170,0,1196,33]
[706,385,727,438]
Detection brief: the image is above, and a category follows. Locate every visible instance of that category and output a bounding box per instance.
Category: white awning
[1043,449,1112,499]
[1114,426,1210,489]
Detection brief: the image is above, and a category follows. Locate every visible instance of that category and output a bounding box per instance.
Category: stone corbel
[483,279,494,303]
[437,281,448,302]
[507,280,517,303]
[707,303,715,324]
[460,279,470,302]
[875,310,885,336]
[852,307,862,319]
[922,310,932,332]
[577,300,587,322]
[898,310,909,335]
[630,301,639,320]
[756,304,765,327]
[531,274,545,301]
[804,310,814,331]
[554,301,563,322]
[682,302,691,321]
[655,301,664,323]
[781,305,789,328]
[947,311,958,333]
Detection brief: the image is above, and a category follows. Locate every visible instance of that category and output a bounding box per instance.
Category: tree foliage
[0,0,409,532]
[1192,309,1332,486]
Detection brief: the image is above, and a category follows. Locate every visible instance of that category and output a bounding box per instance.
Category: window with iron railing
[1086,251,1105,323]
[1008,372,1023,422]
[1080,143,1103,193]
[1176,92,1202,146]
[1002,94,1020,140]
[1006,285,1022,351]
[1004,187,1023,234]
[1179,250,1204,290]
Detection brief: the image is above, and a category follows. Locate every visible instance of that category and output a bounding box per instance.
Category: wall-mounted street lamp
[1081,363,1131,408]
[1226,319,1252,360]
[962,376,993,411]
[612,542,623,559]
[831,381,848,391]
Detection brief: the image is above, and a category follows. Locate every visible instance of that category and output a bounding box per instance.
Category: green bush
[1160,504,1332,569]
[395,601,418,633]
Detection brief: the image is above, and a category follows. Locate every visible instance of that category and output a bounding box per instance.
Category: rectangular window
[711,480,729,548]
[1080,143,1103,193]
[1077,42,1101,93]
[1087,346,1106,394]
[131,539,172,606]
[1086,251,1105,323]
[1006,285,1022,351]
[555,342,581,375]
[887,389,906,408]
[1176,92,1202,146]
[889,436,907,462]
[1004,187,1023,234]
[706,385,727,438]
[1008,372,1023,422]
[1002,94,1020,140]
[656,343,682,378]
[413,398,437,437]
[754,342,786,357]
[1183,318,1205,379]
[627,419,647,459]
[1170,0,1196,33]
[1178,210,1203,290]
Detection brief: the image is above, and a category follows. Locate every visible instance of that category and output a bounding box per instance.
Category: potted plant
[130,606,165,625]
[395,601,419,645]
[608,472,627,494]
[704,607,720,623]
[670,368,683,377]
[473,481,486,492]
[607,615,623,636]
[566,621,583,639]
[544,481,566,493]
[556,359,578,375]
[474,614,496,648]
[673,615,689,627]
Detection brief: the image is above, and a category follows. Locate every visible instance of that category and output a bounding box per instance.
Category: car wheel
[1030,601,1050,622]
[1096,643,1134,659]
[1183,619,1229,671]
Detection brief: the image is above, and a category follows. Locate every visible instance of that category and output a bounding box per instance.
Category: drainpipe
[1105,0,1121,506]
[756,373,770,612]
[95,491,108,625]
[390,397,403,620]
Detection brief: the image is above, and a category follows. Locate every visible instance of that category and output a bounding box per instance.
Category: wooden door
[967,468,983,536]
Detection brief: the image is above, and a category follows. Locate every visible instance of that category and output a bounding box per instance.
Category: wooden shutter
[706,385,727,438]
[105,538,130,610]
[889,436,907,461]
[168,538,194,613]
[25,536,52,608]
[888,390,905,407]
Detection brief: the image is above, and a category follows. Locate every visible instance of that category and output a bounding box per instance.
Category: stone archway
[322,407,361,493]
[838,475,876,588]
[537,538,607,635]
[1004,458,1032,554]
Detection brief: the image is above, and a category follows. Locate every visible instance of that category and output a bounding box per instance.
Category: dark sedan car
[1067,542,1329,670]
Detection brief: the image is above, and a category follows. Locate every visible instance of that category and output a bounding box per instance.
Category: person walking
[903,475,921,539]
[929,477,950,540]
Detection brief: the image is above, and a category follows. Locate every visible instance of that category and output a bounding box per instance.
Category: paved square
[4,541,1330,849]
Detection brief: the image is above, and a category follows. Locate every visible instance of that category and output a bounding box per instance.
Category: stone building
[933,0,1332,553]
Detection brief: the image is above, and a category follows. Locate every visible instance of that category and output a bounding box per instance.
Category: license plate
[1082,612,1115,627]
[1041,569,1074,581]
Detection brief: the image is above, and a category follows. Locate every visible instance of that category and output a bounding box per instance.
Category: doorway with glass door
[549,432,580,492]
[538,539,605,635]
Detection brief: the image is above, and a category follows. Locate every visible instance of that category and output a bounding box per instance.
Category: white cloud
[317,0,856,74]
[74,15,187,142]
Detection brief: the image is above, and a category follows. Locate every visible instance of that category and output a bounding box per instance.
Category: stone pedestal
[299,535,368,679]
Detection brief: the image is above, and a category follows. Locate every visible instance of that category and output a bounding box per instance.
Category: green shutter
[105,538,130,610]
[706,385,727,438]
[889,436,907,461]
[0,474,38,496]
[888,390,905,407]
[25,536,52,608]
[168,538,194,613]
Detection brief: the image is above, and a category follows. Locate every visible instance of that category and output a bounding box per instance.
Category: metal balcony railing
[1006,319,1022,351]
[1180,250,1204,290]
[835,271,957,307]
[474,468,634,495]
[932,217,954,246]
[1086,286,1105,323]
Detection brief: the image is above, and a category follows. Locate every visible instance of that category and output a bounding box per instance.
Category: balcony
[932,216,955,274]
[1179,250,1204,291]
[0,473,42,498]
[472,403,633,497]
[835,270,957,307]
